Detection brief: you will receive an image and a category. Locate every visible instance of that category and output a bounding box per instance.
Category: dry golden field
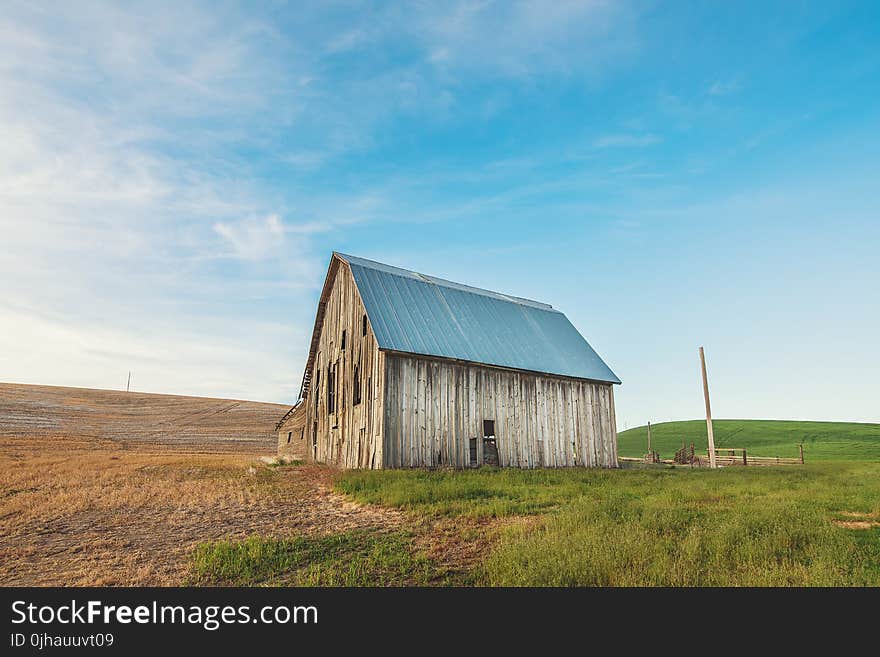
[0,382,287,452]
[0,383,405,585]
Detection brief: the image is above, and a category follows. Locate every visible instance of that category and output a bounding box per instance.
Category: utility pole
[126,371,131,393]
[699,347,717,468]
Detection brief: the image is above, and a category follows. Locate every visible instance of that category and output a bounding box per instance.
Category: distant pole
[647,421,652,454]
[699,347,717,468]
[126,371,131,393]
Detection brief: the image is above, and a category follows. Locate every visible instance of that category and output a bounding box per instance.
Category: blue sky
[1,1,878,429]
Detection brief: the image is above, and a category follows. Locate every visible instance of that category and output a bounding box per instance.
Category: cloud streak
[593,133,662,148]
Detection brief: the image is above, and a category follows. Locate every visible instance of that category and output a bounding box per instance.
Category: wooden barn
[276,252,621,469]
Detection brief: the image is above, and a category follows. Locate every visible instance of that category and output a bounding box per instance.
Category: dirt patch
[832,511,880,530]
[411,514,543,584]
[833,520,880,530]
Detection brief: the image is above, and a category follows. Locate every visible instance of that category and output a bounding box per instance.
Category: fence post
[799,444,804,464]
[743,449,747,466]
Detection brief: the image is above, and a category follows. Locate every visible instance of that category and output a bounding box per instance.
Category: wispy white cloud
[708,78,743,96]
[213,214,286,260]
[416,0,639,78]
[593,133,661,148]
[325,28,369,54]
[281,151,330,170]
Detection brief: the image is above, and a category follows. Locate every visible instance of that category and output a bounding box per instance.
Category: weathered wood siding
[302,262,385,468]
[382,353,618,469]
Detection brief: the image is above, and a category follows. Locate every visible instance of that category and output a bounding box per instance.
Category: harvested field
[0,382,287,452]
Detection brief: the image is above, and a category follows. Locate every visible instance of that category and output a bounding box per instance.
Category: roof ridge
[335,252,557,312]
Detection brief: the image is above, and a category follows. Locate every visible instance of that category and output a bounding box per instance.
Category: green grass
[337,467,607,517]
[618,419,880,462]
[338,463,880,586]
[189,530,439,586]
[193,421,880,586]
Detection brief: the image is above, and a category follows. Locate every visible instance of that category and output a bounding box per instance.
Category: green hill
[617,419,880,462]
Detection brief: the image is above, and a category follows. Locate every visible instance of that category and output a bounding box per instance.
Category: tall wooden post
[647,421,652,454]
[699,347,717,468]
[126,371,131,393]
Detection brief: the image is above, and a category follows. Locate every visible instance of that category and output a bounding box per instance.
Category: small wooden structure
[277,252,622,469]
[707,447,804,467]
[621,442,806,468]
[674,442,699,466]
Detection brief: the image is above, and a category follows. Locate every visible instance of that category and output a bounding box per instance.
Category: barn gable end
[278,256,384,468]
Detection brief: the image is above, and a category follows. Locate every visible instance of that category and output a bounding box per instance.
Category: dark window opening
[327,365,335,414]
[353,364,362,405]
[341,330,346,350]
[483,419,495,437]
[314,369,320,414]
[362,314,368,336]
[469,438,478,467]
[287,431,292,444]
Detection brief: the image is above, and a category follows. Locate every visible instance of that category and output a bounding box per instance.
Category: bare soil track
[0,383,404,585]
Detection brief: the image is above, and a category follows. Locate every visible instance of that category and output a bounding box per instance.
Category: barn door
[483,420,499,466]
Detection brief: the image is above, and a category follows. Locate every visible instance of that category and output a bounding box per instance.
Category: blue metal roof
[337,253,620,384]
